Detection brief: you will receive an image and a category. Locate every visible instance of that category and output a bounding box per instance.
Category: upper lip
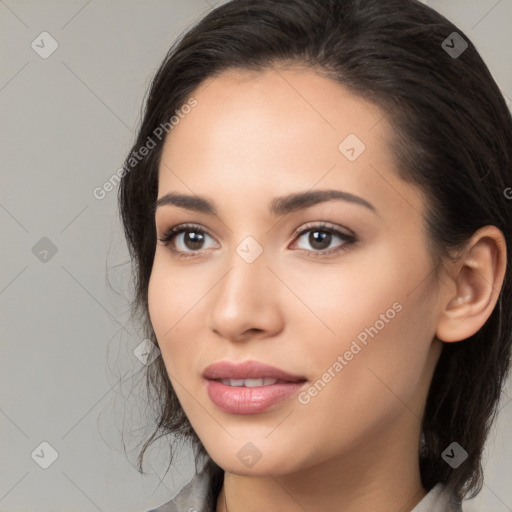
[202,360,306,382]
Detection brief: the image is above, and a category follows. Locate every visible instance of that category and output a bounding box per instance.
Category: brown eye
[180,230,206,250]
[158,224,219,256]
[291,223,357,257]
[306,230,332,251]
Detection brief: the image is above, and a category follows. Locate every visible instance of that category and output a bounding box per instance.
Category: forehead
[170,66,386,145]
[157,66,425,221]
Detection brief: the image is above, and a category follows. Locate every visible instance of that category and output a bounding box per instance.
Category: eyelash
[157,222,357,259]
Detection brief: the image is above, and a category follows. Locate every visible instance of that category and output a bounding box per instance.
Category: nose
[207,243,284,343]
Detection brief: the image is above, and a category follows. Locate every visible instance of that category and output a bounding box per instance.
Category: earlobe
[436,226,507,343]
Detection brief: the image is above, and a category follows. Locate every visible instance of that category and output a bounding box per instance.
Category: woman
[118,0,512,510]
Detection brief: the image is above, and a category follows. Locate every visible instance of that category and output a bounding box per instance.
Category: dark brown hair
[118,0,512,502]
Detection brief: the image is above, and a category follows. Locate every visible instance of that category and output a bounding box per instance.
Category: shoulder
[411,483,465,512]
[145,464,224,512]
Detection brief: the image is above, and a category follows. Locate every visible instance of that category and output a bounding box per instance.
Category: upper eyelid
[158,221,350,235]
[293,221,354,237]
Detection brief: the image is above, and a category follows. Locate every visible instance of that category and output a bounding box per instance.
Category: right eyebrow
[154,193,217,215]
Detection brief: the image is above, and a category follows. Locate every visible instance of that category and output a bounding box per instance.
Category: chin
[207,449,302,477]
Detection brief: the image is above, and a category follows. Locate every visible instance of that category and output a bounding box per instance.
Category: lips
[202,360,308,414]
[202,359,306,382]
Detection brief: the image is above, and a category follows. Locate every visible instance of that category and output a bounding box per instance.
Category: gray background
[1,0,511,511]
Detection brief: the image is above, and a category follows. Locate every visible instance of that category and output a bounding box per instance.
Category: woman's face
[148,67,445,477]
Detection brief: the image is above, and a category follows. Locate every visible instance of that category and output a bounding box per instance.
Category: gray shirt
[147,467,464,512]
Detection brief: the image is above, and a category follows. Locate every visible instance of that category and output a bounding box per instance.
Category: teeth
[220,378,279,387]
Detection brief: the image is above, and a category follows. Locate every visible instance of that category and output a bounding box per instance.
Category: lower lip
[205,379,307,414]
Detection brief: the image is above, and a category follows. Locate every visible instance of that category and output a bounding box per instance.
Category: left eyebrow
[269,189,377,216]
[154,189,377,216]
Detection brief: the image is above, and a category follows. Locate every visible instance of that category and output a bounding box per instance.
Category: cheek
[283,287,435,466]
[287,243,436,400]
[281,246,410,347]
[148,252,205,333]
[147,258,171,342]
[147,252,225,388]
[147,256,197,373]
[297,295,435,438]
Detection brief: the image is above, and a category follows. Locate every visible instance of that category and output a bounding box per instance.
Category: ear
[436,225,507,343]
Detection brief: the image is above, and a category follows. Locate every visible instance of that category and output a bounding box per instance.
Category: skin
[148,66,506,512]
